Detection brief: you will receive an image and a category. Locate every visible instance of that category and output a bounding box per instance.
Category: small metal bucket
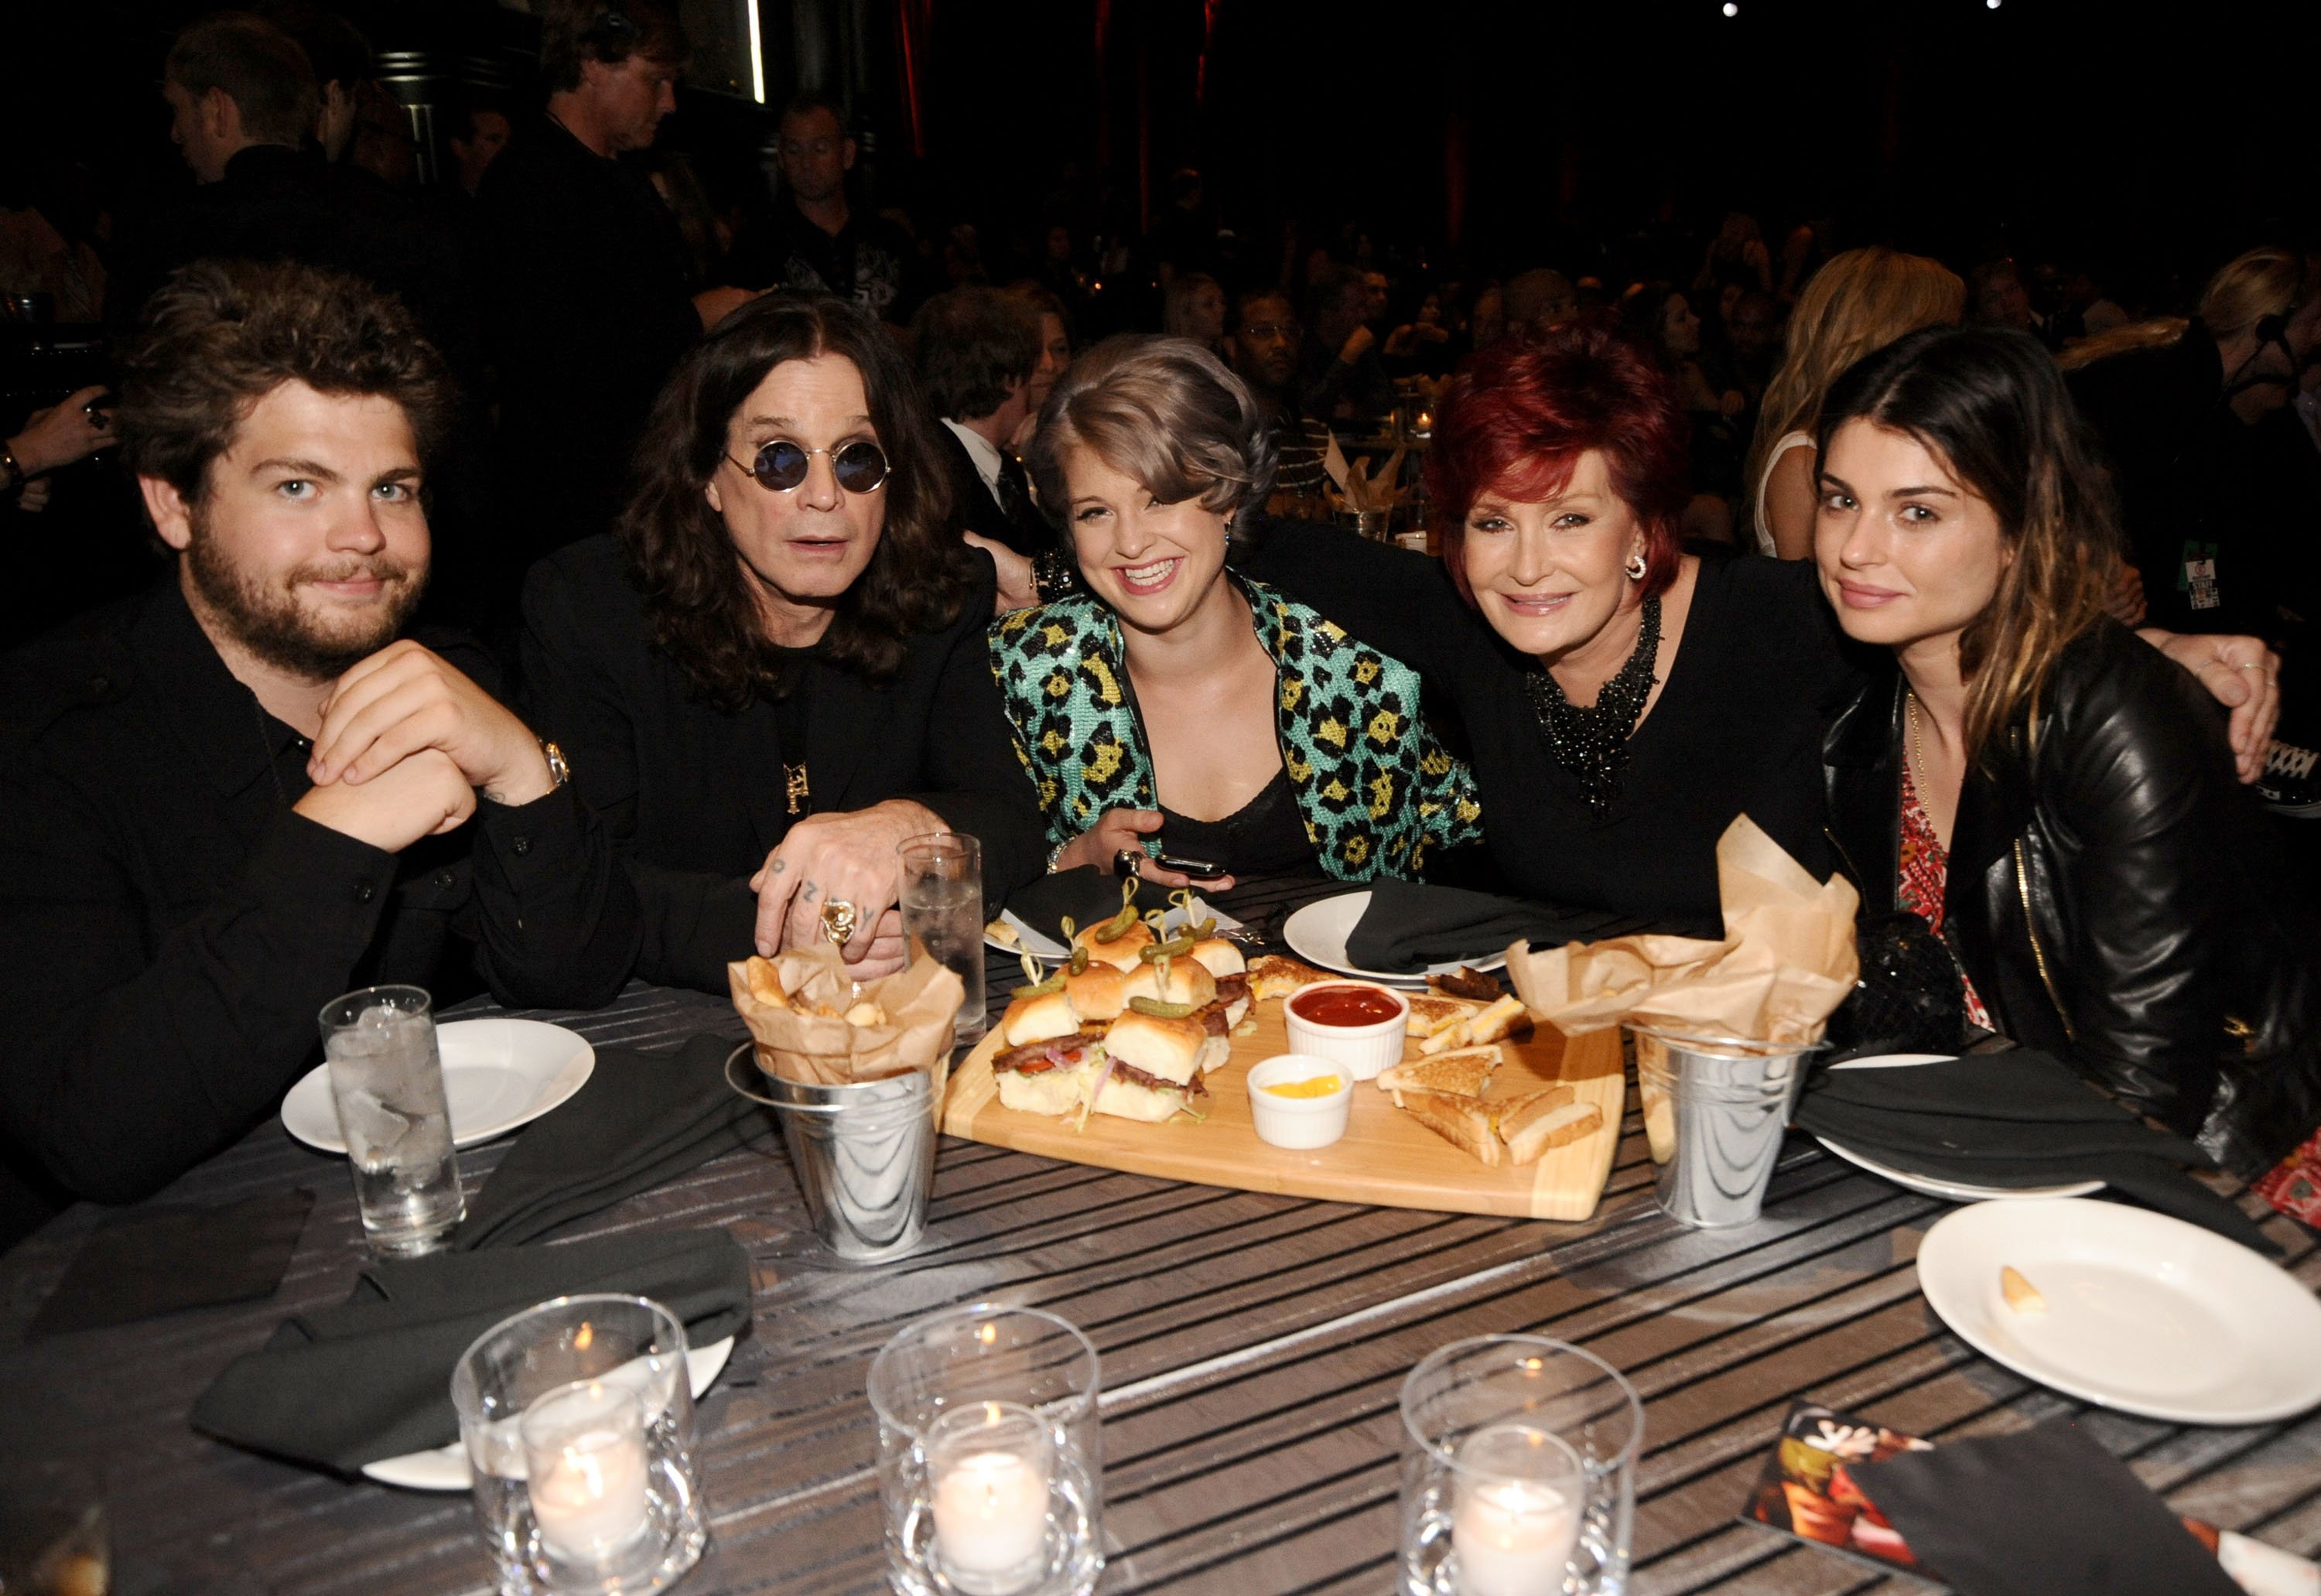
[1631,1024,1822,1230]
[726,1044,938,1263]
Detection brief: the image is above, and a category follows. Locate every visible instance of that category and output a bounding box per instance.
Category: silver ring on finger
[1113,846,1145,879]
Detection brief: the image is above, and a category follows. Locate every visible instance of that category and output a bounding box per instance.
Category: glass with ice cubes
[318,985,464,1256]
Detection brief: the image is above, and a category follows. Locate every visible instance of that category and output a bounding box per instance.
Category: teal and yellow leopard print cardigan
[988,576,1482,880]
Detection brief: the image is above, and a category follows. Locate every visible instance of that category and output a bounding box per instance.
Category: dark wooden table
[3,876,2316,1595]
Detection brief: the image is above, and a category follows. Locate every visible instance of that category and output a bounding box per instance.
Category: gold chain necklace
[1906,689,1925,791]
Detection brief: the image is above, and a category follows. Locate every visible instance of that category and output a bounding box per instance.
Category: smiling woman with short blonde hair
[995,336,1478,888]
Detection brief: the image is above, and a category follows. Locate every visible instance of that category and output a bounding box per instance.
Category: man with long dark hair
[521,292,1044,992]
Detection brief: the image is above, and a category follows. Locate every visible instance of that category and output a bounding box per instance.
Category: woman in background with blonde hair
[1161,272,1229,358]
[2069,245,2319,639]
[1745,247,1965,558]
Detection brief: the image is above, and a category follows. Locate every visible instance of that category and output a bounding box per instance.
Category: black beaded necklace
[1523,594,1662,814]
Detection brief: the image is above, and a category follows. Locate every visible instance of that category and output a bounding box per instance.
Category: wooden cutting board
[941,996,1625,1221]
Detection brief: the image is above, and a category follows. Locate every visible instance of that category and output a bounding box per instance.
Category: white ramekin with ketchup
[1280,981,1409,1081]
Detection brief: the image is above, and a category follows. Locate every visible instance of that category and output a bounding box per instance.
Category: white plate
[361,1336,736,1492]
[282,1019,596,1153]
[1280,890,1509,988]
[1828,1052,1960,1071]
[1815,1054,2101,1201]
[1816,1136,2104,1202]
[1916,1198,2321,1424]
[985,897,1242,963]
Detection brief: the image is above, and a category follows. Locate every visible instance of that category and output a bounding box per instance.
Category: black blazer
[1823,620,2321,1174]
[935,425,1055,558]
[520,536,1047,993]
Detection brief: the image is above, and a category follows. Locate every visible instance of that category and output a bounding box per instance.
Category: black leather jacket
[1822,620,2321,1175]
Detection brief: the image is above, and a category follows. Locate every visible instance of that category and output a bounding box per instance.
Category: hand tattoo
[802,881,820,902]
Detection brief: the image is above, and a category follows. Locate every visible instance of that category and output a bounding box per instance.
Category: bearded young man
[0,261,638,1249]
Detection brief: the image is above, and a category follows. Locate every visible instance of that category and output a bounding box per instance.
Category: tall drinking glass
[318,984,463,1256]
[899,832,986,1046]
[868,1304,1102,1596]
[1400,1336,1643,1595]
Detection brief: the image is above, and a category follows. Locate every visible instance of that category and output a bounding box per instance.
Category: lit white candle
[522,1381,654,1566]
[928,1402,1052,1594]
[1452,1424,1582,1596]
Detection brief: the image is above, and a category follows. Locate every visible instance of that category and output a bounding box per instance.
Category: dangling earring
[1624,550,1648,582]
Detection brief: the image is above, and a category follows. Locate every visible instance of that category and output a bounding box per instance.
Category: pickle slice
[1138,932,1198,964]
[1126,996,1196,1018]
[1091,904,1140,943]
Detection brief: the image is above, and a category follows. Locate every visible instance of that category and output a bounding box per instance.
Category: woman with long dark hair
[1815,325,2321,1175]
[521,292,1045,990]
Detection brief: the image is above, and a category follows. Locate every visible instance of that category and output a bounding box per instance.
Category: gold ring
[820,898,860,948]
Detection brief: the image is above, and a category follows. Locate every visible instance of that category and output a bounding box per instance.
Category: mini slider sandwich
[1118,957,1232,1074]
[1072,913,1157,971]
[990,983,1106,1116]
[1188,938,1253,1032]
[1082,1010,1210,1123]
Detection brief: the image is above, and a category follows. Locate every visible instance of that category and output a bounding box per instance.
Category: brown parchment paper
[728,947,964,1089]
[1504,815,1858,1043]
[1502,817,1858,1161]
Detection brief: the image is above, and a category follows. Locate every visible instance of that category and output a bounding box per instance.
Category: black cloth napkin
[453,1032,767,1249]
[1850,1420,2241,1596]
[1000,866,1203,951]
[28,1189,314,1339]
[190,1227,753,1474]
[1344,879,1649,973]
[1794,1051,2274,1252]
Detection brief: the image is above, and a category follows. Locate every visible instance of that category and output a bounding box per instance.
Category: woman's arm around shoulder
[1235,519,1475,683]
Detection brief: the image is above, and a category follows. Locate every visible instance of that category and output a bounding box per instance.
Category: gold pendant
[784,762,809,817]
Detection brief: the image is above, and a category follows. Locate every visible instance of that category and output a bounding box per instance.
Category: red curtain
[895,0,933,158]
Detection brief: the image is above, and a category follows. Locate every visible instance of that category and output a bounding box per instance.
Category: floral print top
[1896,760,1993,1031]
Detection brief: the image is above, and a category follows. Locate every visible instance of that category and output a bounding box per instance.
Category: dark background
[8,0,2312,301]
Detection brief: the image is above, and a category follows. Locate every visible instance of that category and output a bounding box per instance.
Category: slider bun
[1120,959,1217,1010]
[1065,965,1130,1021]
[996,1061,1092,1117]
[1188,938,1246,977]
[1000,988,1080,1047]
[1075,918,1156,970]
[1101,1010,1204,1087]
[1195,1034,1231,1075]
[1089,1073,1184,1123]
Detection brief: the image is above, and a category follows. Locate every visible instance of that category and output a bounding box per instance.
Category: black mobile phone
[1154,851,1228,880]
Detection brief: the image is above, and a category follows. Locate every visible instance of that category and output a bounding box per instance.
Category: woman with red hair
[1246,323,2278,932]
